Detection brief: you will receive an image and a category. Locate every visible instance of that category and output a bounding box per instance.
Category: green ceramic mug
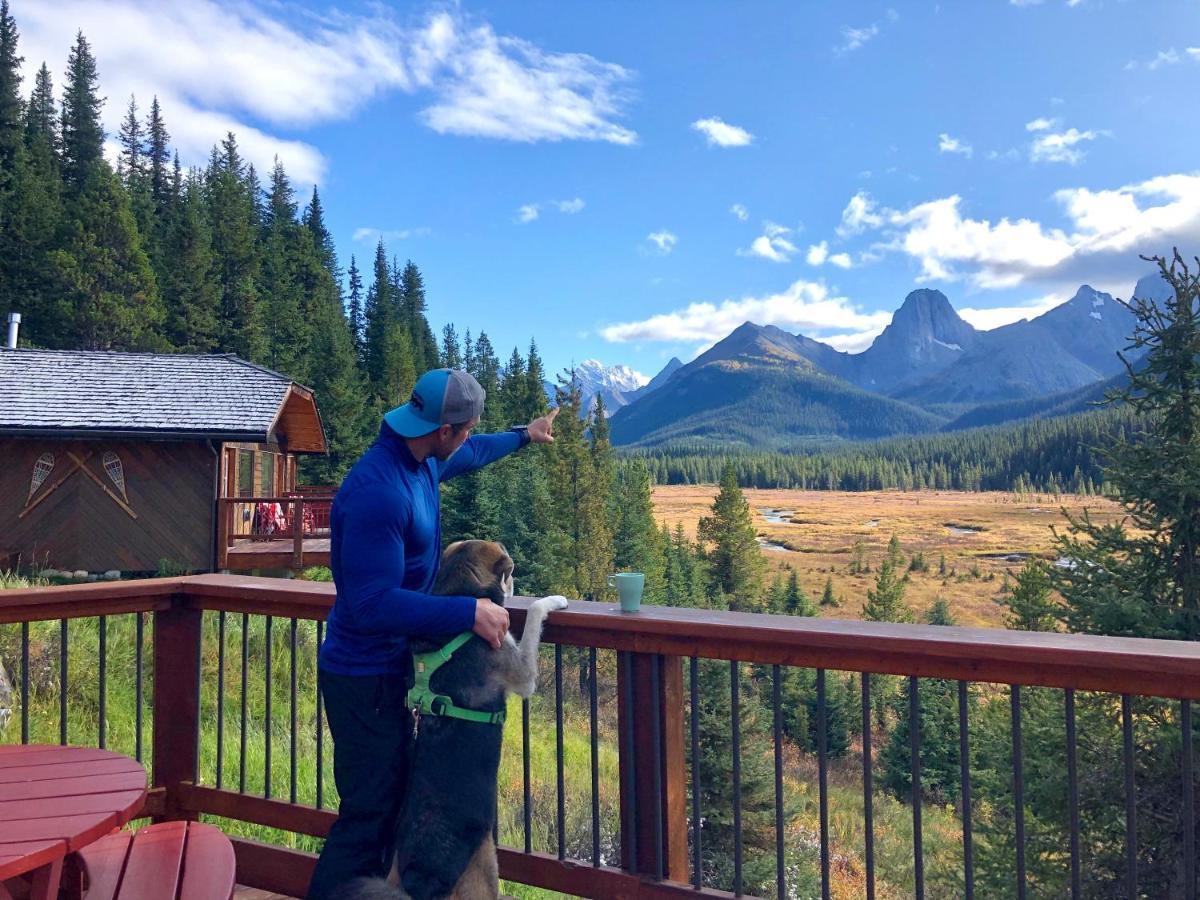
[608,572,645,612]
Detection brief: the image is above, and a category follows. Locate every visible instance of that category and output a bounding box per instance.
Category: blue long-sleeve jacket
[318,423,524,676]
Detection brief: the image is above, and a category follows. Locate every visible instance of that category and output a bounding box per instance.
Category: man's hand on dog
[474,599,510,649]
[527,406,560,444]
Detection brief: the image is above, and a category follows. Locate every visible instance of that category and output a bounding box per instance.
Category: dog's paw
[543,594,569,611]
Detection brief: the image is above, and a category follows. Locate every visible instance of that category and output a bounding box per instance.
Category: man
[307,367,558,899]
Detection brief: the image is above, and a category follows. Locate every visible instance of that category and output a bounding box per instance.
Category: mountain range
[599,271,1172,449]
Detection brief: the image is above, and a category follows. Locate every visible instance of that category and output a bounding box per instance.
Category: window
[260,452,275,496]
[237,450,254,497]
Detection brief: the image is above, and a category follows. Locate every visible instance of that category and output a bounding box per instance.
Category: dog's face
[435,540,514,604]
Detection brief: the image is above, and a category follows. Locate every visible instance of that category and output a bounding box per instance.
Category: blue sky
[14,0,1200,381]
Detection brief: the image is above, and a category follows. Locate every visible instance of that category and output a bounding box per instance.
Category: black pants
[306,668,412,899]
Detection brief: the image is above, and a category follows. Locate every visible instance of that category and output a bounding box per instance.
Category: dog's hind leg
[448,835,499,900]
[494,595,567,697]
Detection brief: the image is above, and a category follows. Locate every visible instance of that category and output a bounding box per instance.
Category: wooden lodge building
[0,348,328,574]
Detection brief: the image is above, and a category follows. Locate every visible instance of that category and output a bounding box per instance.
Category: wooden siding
[0,438,216,572]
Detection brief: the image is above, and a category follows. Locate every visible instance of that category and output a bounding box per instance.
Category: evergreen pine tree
[611,459,667,604]
[998,560,1058,632]
[51,163,164,350]
[206,133,264,361]
[363,239,392,393]
[697,464,765,611]
[440,323,461,369]
[60,32,105,192]
[820,575,838,607]
[346,255,364,359]
[398,260,438,371]
[863,556,913,623]
[784,568,816,616]
[161,172,219,352]
[25,63,55,148]
[116,95,143,181]
[0,0,22,177]
[259,157,309,379]
[144,96,171,213]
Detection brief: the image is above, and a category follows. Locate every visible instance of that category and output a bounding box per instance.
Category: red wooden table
[0,745,146,900]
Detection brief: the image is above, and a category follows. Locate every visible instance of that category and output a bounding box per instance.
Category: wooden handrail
[5,574,1200,898]
[5,574,1200,698]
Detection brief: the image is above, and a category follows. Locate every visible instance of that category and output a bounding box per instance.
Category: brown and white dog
[345,540,567,900]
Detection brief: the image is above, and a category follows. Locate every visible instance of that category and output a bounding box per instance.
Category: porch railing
[1,576,1198,898]
[216,496,333,570]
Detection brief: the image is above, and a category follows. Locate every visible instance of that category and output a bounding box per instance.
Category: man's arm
[437,431,522,482]
[438,407,560,482]
[337,486,477,635]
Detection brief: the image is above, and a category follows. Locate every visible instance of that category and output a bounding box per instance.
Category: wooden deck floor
[224,537,330,571]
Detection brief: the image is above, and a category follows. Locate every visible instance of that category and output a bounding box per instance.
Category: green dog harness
[406,632,506,730]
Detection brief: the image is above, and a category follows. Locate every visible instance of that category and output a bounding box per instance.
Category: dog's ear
[491,550,512,577]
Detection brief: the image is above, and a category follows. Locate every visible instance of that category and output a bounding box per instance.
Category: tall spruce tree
[51,163,163,349]
[60,32,104,192]
[0,0,22,178]
[346,255,364,359]
[697,464,765,611]
[145,97,170,213]
[161,173,219,352]
[398,260,438,372]
[611,460,667,604]
[259,158,309,379]
[440,323,461,369]
[363,239,392,393]
[25,63,55,147]
[206,133,264,361]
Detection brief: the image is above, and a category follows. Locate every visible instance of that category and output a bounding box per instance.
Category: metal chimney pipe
[5,312,20,350]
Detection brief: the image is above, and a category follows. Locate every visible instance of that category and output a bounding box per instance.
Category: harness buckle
[411,706,421,739]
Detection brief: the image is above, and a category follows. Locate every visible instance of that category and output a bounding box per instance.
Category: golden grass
[652,487,1129,627]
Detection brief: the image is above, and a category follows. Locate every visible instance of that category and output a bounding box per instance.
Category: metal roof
[0,349,310,442]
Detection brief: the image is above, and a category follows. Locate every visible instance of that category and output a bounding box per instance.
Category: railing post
[292,496,304,570]
[152,594,202,821]
[216,499,229,570]
[617,651,688,881]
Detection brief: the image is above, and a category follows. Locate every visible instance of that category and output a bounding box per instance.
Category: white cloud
[740,222,798,262]
[516,204,541,223]
[353,226,432,242]
[730,203,749,221]
[1188,48,1200,60]
[829,252,853,269]
[938,133,973,158]
[836,23,879,54]
[600,278,891,345]
[1030,125,1103,164]
[1148,48,1181,70]
[1025,117,1055,132]
[1127,48,1188,71]
[691,117,754,147]
[646,231,678,254]
[958,295,1065,330]
[839,172,1200,292]
[837,191,884,237]
[11,2,637,187]
[557,198,586,214]
[806,241,829,266]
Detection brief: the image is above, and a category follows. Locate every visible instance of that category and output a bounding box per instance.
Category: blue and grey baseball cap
[383,369,486,438]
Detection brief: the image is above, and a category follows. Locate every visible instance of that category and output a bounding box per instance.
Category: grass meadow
[652,487,1128,626]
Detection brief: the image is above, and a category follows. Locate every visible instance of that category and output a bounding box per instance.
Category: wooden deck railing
[1,576,1198,898]
[216,496,333,570]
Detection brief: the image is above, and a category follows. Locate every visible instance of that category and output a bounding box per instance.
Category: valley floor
[651,487,1128,627]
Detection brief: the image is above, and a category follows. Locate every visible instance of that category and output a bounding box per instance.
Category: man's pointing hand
[527,406,559,444]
